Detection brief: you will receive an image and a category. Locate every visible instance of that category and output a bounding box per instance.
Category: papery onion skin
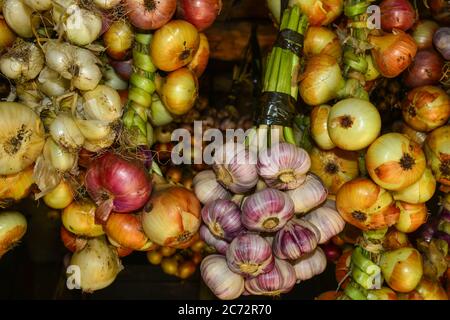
[199,224,229,254]
[83,85,123,123]
[392,168,436,204]
[0,211,27,258]
[187,33,210,77]
[310,105,336,150]
[412,20,439,50]
[404,50,444,88]
[383,229,411,250]
[328,98,381,151]
[201,199,244,241]
[62,200,104,237]
[272,219,319,260]
[257,143,311,190]
[63,5,102,46]
[201,254,245,300]
[103,20,134,61]
[366,133,426,191]
[60,226,87,253]
[309,147,359,195]
[304,27,342,60]
[292,247,327,281]
[0,40,44,81]
[380,247,423,293]
[289,0,343,26]
[0,166,34,208]
[0,102,45,175]
[150,20,199,72]
[336,178,400,231]
[226,233,274,278]
[193,170,231,205]
[177,0,222,31]
[142,186,201,248]
[244,258,296,296]
[242,188,294,232]
[402,86,450,132]
[105,212,152,251]
[369,30,417,78]
[380,0,416,32]
[423,125,450,186]
[49,114,85,152]
[395,201,427,233]
[285,173,328,215]
[125,0,177,30]
[398,122,427,146]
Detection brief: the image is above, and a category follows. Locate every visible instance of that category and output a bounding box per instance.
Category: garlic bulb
[200,225,229,254]
[75,119,114,141]
[193,170,232,205]
[63,4,102,46]
[213,142,258,194]
[285,173,328,215]
[23,0,52,11]
[200,254,245,300]
[201,199,244,241]
[3,0,40,38]
[50,113,85,151]
[303,206,346,244]
[292,247,327,281]
[0,40,44,81]
[43,137,77,172]
[257,143,311,190]
[226,233,274,277]
[82,85,123,123]
[241,188,294,232]
[244,258,296,296]
[37,67,70,97]
[272,219,319,260]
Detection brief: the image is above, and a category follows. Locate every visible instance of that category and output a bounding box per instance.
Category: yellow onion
[62,200,104,237]
[0,40,44,82]
[82,85,123,123]
[2,0,39,38]
[399,122,427,146]
[49,114,85,152]
[37,67,70,97]
[0,166,33,208]
[43,180,74,210]
[187,33,210,78]
[369,29,417,78]
[62,4,102,46]
[309,147,359,194]
[69,236,123,293]
[336,178,400,231]
[150,20,200,72]
[395,201,427,233]
[15,81,43,110]
[74,119,113,142]
[23,0,51,10]
[0,102,45,175]
[0,211,27,258]
[42,138,76,172]
[380,247,423,293]
[82,132,117,153]
[412,278,448,300]
[160,68,198,115]
[103,20,134,61]
[366,133,426,191]
[383,229,411,250]
[367,287,398,300]
[299,54,345,106]
[328,98,381,151]
[392,168,436,204]
[289,0,343,26]
[423,125,450,186]
[142,186,201,248]
[304,27,342,59]
[0,17,16,52]
[402,86,450,132]
[310,105,335,150]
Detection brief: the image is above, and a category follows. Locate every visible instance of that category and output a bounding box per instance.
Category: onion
[304,26,341,59]
[187,33,210,77]
[0,166,33,208]
[309,147,359,195]
[110,59,133,81]
[69,236,123,293]
[150,20,200,72]
[366,133,426,191]
[335,249,352,289]
[398,122,427,146]
[433,28,450,60]
[287,0,343,26]
[380,0,416,32]
[3,0,39,38]
[299,54,345,106]
[85,152,152,223]
[125,0,177,30]
[0,211,27,258]
[60,226,87,253]
[380,247,423,293]
[404,50,444,88]
[201,254,245,300]
[37,67,70,97]
[310,105,336,150]
[177,0,222,31]
[383,229,411,250]
[0,17,16,52]
[369,29,417,78]
[367,287,398,300]
[23,0,51,11]
[61,4,102,46]
[320,241,342,262]
[142,186,201,248]
[105,212,153,251]
[62,200,104,237]
[328,98,381,151]
[0,40,44,81]
[43,180,74,210]
[0,102,45,175]
[159,68,198,115]
[395,201,427,233]
[93,0,122,9]
[412,278,449,300]
[412,20,439,50]
[392,168,436,203]
[103,21,134,61]
[424,125,450,186]
[82,85,123,123]
[49,114,85,152]
[336,178,400,231]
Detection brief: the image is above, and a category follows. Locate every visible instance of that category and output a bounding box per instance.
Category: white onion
[82,85,123,123]
[292,247,327,281]
[37,67,70,97]
[75,119,113,141]
[82,133,117,153]
[63,4,102,46]
[23,0,52,11]
[93,0,122,9]
[43,137,77,172]
[0,40,44,81]
[0,211,27,258]
[2,0,39,38]
[50,113,85,151]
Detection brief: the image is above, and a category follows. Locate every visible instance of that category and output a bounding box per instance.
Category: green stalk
[351,247,381,276]
[344,282,367,300]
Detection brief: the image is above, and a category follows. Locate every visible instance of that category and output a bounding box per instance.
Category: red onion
[200,225,229,254]
[177,0,222,31]
[434,28,450,60]
[226,233,274,277]
[244,258,296,296]
[320,242,342,262]
[404,49,444,88]
[125,0,177,30]
[380,0,416,32]
[201,199,244,241]
[412,20,439,50]
[109,59,133,81]
[85,152,152,223]
[241,188,294,232]
[272,219,319,260]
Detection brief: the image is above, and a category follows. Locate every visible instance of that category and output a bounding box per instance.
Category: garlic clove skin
[292,247,327,282]
[199,225,229,254]
[303,206,346,244]
[201,199,244,241]
[285,173,328,215]
[193,170,232,205]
